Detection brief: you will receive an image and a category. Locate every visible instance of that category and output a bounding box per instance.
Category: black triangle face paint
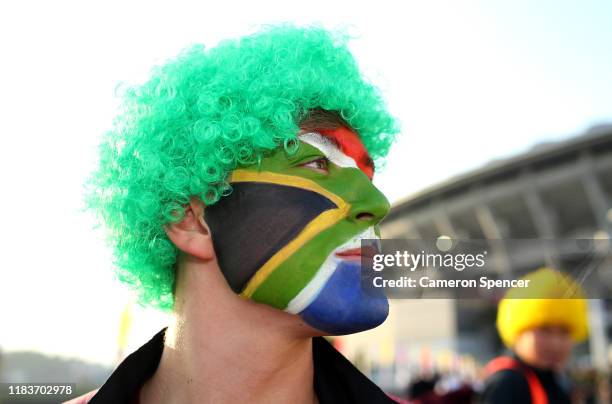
[205,181,338,292]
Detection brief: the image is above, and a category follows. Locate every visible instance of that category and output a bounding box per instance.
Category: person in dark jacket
[74,24,401,404]
[480,268,589,404]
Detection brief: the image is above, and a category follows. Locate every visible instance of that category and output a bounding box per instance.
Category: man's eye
[300,157,330,173]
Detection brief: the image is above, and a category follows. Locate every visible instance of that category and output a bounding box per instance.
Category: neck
[139,254,319,404]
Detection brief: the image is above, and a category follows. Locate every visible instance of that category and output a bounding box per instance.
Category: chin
[296,260,390,335]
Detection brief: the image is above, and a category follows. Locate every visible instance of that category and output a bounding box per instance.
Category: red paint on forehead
[317,126,375,180]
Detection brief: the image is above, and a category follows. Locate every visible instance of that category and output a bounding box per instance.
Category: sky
[0,0,611,366]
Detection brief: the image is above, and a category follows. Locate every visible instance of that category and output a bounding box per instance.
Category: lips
[335,245,379,261]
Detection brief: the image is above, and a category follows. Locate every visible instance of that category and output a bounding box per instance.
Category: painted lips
[335,246,379,261]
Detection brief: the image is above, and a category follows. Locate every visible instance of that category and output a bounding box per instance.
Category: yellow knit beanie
[496,267,589,347]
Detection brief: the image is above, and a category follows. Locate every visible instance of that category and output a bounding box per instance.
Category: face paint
[205,127,390,335]
[317,126,375,180]
[298,132,359,171]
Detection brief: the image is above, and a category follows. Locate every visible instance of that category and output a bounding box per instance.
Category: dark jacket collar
[90,328,396,403]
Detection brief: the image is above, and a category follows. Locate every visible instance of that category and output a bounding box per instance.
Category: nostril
[356,212,374,221]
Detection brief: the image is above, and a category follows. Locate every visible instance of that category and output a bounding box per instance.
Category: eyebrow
[297,128,345,155]
[312,126,375,179]
[298,131,359,169]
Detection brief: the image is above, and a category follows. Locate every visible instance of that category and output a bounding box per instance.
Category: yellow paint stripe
[240,208,348,298]
[230,170,351,298]
[230,170,347,211]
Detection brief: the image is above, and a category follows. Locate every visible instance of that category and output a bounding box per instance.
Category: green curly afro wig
[85,24,400,311]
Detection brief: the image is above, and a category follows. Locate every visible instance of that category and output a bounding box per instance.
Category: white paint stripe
[299,132,358,169]
[285,254,339,314]
[286,227,378,314]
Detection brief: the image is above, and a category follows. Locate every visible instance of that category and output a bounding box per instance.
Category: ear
[164,197,215,260]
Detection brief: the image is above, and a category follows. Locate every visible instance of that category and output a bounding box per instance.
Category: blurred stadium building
[341,124,612,390]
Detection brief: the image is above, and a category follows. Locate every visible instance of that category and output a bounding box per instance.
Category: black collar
[90,328,396,403]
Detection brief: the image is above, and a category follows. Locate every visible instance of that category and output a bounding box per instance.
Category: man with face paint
[78,25,401,404]
[205,123,391,336]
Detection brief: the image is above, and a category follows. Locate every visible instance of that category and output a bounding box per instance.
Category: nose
[344,172,390,225]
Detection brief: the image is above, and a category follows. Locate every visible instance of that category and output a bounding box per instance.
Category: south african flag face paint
[205,127,390,335]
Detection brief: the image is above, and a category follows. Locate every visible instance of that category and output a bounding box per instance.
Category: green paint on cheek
[251,221,358,309]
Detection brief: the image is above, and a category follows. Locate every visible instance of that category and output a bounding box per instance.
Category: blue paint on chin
[298,260,389,335]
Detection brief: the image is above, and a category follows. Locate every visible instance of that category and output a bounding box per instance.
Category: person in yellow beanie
[480,267,589,404]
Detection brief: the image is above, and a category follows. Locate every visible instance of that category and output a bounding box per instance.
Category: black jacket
[90,328,397,403]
